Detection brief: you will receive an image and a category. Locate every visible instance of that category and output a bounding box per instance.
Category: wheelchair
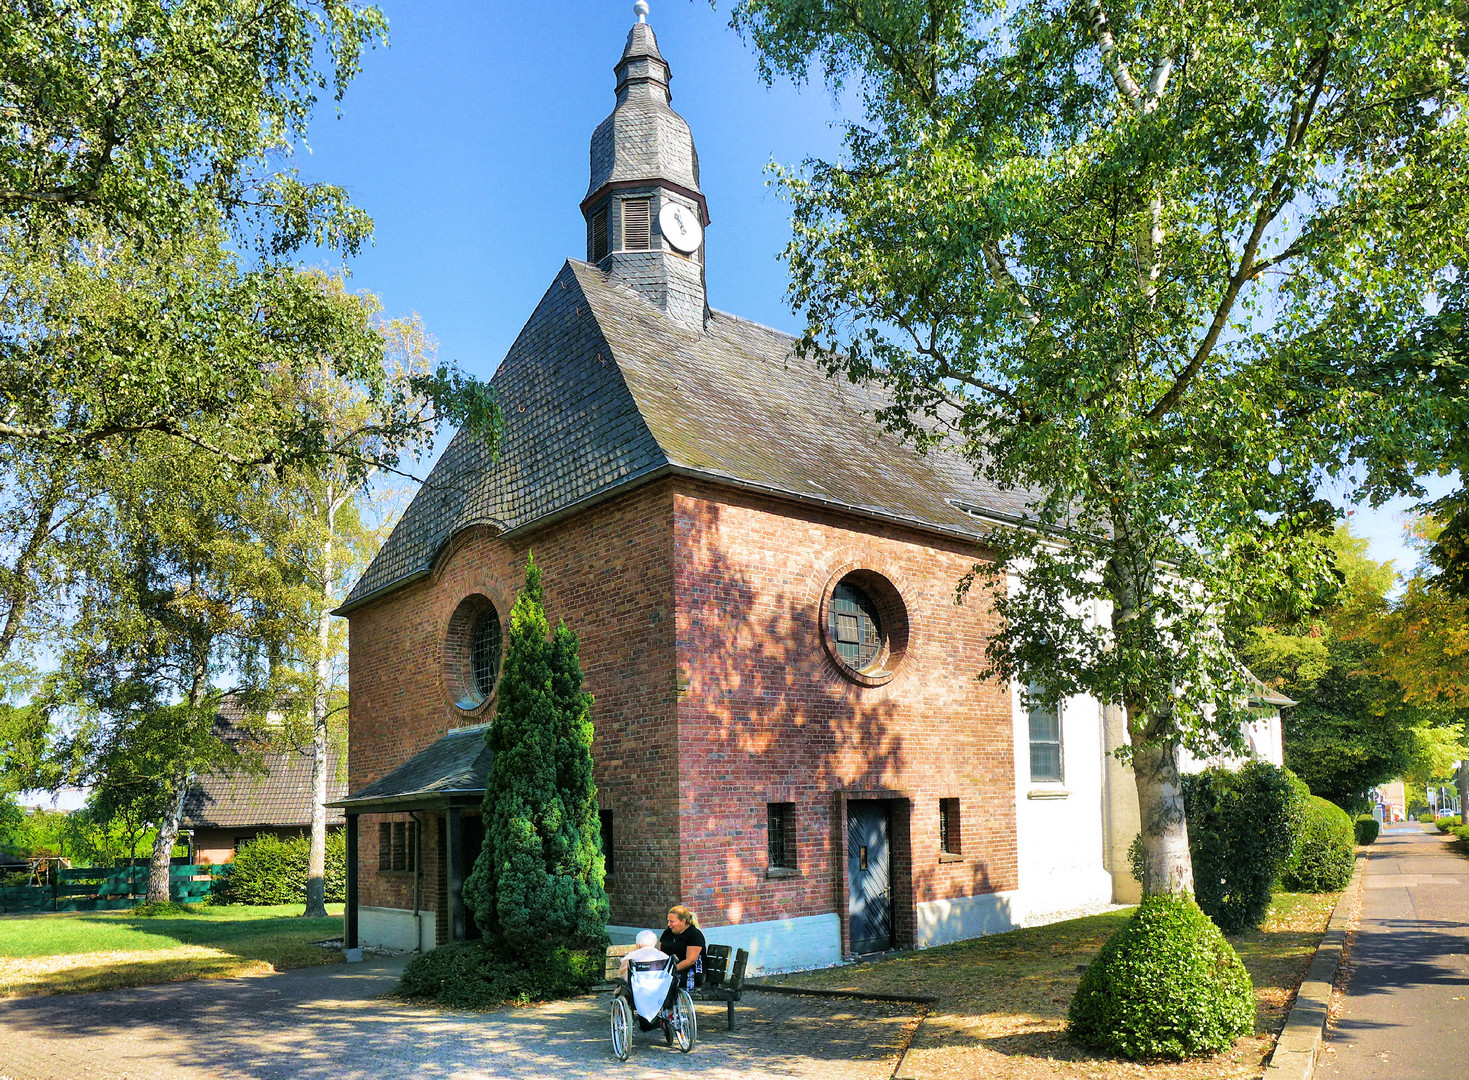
[610,955,697,1060]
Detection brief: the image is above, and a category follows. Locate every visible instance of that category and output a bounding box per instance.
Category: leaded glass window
[829,582,883,671]
[471,608,502,700]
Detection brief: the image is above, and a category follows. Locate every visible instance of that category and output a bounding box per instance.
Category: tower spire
[582,3,709,329]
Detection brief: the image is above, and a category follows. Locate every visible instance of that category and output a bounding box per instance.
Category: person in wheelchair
[617,931,674,1032]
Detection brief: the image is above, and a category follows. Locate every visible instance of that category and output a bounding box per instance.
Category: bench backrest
[702,943,730,987]
[727,947,750,992]
[604,943,635,981]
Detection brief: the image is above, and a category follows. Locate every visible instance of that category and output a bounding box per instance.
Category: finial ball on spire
[634,1,649,22]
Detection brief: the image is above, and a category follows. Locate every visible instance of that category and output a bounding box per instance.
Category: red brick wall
[345,481,680,926]
[671,482,1017,945]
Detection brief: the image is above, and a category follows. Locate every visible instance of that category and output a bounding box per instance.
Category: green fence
[0,864,227,914]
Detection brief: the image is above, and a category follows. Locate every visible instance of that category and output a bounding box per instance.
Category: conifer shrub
[1067,892,1254,1060]
[1437,815,1463,833]
[1280,796,1354,892]
[1180,761,1304,934]
[396,940,604,1009]
[1354,816,1381,845]
[462,554,609,963]
[220,831,346,905]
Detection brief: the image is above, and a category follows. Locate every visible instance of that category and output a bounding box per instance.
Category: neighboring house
[332,10,1292,971]
[182,699,346,865]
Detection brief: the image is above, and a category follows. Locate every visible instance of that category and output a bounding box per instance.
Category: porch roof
[329,724,492,814]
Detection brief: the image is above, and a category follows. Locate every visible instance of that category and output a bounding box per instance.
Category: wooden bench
[603,942,751,1030]
[692,943,750,1030]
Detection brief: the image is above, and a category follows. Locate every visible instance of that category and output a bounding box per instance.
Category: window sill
[765,867,800,880]
[938,852,965,863]
[1027,787,1070,800]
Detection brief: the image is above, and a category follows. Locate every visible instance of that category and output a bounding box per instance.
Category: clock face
[658,201,703,254]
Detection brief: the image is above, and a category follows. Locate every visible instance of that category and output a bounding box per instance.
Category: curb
[1262,856,1366,1080]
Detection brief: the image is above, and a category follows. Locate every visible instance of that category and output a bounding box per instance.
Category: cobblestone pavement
[0,957,919,1080]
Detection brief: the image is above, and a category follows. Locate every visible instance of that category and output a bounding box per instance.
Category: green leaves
[737,0,1469,751]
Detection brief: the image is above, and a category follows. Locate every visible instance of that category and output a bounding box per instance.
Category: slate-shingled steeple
[583,2,709,329]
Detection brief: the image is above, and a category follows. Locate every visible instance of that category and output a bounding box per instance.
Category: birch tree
[268,283,453,919]
[732,0,1467,895]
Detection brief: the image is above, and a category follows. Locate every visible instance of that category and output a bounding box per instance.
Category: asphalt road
[1317,825,1469,1080]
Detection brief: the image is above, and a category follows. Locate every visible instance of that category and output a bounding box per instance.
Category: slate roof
[181,701,345,830]
[587,20,700,200]
[330,725,493,811]
[342,259,1035,612]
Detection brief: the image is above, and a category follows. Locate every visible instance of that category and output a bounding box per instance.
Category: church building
[331,6,1281,972]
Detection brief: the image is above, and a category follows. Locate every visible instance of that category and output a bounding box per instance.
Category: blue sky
[298,1,844,369]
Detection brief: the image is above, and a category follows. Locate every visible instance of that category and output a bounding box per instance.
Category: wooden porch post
[447,806,465,941]
[345,813,359,949]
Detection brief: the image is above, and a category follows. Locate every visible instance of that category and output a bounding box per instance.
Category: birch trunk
[146,774,189,903]
[1131,732,1194,894]
[303,495,337,918]
[1107,522,1196,896]
[147,659,209,903]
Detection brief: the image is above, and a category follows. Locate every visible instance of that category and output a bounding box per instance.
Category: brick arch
[431,526,517,719]
[800,550,922,696]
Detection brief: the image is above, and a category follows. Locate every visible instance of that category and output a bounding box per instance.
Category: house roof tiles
[343,259,1031,612]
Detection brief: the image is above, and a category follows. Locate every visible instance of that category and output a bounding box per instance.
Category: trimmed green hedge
[220,831,345,905]
[1281,796,1354,892]
[1068,892,1254,1059]
[1437,816,1463,833]
[1181,761,1304,934]
[396,940,603,1008]
[1354,816,1381,845]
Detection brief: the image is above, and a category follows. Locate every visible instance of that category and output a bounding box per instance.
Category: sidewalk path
[1317,825,1469,1080]
[0,955,917,1080]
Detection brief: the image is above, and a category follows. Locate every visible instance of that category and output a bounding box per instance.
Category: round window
[822,570,909,684]
[447,595,503,710]
[829,582,884,671]
[469,608,502,699]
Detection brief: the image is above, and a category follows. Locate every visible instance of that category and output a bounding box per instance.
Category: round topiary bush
[1354,816,1380,845]
[1280,796,1354,892]
[1067,892,1254,1060]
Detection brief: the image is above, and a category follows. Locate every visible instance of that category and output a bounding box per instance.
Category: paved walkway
[0,956,918,1080]
[1318,825,1469,1080]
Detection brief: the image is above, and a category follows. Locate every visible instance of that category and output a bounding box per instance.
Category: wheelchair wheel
[610,994,632,1061]
[663,1017,674,1046]
[674,988,697,1052]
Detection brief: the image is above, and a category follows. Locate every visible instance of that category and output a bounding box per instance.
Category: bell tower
[582,2,709,330]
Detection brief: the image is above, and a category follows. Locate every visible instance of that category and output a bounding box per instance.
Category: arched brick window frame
[815,561,913,688]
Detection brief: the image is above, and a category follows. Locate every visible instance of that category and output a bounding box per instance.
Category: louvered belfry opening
[591,207,609,262]
[622,197,651,251]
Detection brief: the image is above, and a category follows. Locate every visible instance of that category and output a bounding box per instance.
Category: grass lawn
[759,891,1339,1080]
[0,903,345,998]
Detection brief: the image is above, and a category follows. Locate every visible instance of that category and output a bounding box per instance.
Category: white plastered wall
[360,906,436,952]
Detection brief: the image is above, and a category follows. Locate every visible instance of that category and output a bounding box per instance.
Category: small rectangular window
[622,198,651,251]
[767,802,796,869]
[591,207,609,261]
[1028,685,1063,783]
[378,823,392,872]
[940,798,961,855]
[599,809,614,876]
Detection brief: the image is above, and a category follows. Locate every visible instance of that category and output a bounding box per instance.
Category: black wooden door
[847,800,893,954]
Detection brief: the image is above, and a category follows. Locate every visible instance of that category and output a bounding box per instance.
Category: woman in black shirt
[659,905,705,989]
